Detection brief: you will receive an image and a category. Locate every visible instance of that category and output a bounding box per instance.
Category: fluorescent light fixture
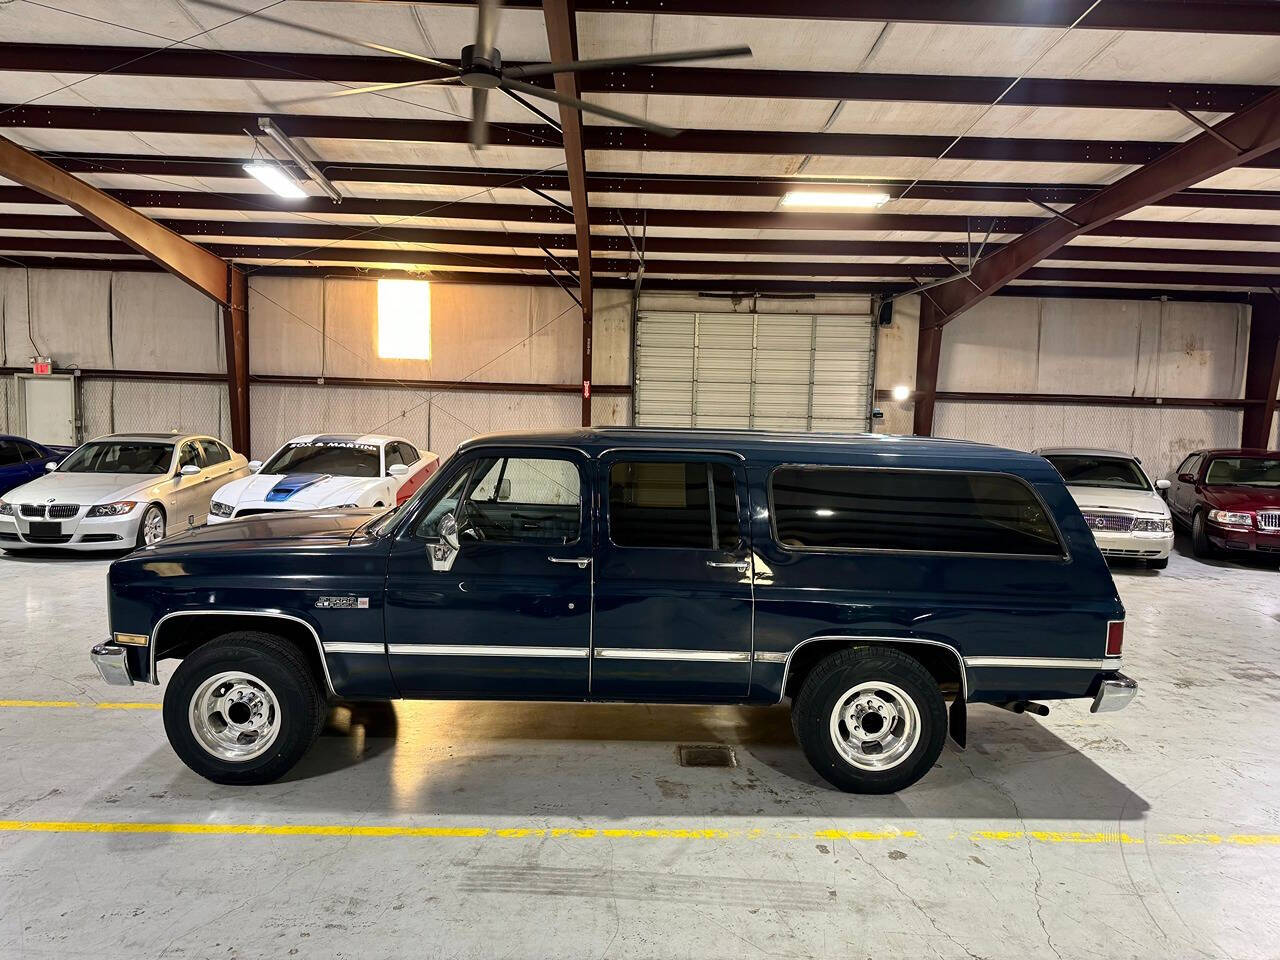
[258,117,343,204]
[781,190,892,209]
[377,279,431,360]
[242,161,306,199]
[891,384,911,401]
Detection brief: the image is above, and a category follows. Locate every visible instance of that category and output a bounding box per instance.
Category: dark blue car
[0,434,72,497]
[92,428,1136,793]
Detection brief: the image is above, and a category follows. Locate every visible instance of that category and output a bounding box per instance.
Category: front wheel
[163,632,325,785]
[791,646,947,794]
[1191,511,1216,559]
[135,504,166,548]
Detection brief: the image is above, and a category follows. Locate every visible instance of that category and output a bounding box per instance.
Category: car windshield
[261,441,380,478]
[57,441,172,474]
[1204,457,1280,488]
[1043,454,1150,491]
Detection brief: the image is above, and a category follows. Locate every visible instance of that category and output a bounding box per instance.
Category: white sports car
[0,432,250,551]
[207,433,438,524]
[1035,446,1175,569]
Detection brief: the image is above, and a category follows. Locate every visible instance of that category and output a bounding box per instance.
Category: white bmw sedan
[207,434,438,524]
[1034,446,1175,569]
[0,433,249,552]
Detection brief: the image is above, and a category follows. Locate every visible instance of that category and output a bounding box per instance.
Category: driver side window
[179,442,203,470]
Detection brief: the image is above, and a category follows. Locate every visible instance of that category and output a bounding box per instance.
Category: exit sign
[31,358,53,376]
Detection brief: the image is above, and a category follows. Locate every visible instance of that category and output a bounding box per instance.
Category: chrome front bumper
[1091,672,1137,713]
[91,643,135,686]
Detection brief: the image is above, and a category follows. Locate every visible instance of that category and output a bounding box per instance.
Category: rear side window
[609,461,741,550]
[770,467,1062,557]
[202,440,231,465]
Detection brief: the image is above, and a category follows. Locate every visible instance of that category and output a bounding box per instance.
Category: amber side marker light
[1106,621,1124,658]
[113,633,149,647]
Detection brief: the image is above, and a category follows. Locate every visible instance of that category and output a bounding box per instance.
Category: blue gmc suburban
[92,428,1136,794]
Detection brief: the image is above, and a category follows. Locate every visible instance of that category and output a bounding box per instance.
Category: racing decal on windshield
[265,473,332,502]
[300,437,379,451]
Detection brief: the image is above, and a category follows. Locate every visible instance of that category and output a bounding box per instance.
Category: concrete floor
[0,537,1277,960]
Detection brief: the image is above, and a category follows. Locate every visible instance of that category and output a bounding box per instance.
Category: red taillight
[1106,621,1124,658]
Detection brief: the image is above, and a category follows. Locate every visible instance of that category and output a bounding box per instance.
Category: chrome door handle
[707,560,749,572]
[548,556,591,569]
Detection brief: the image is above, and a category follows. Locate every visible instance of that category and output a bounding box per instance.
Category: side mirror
[248,460,262,473]
[496,477,512,501]
[430,512,461,572]
[1156,478,1172,490]
[1178,473,1195,484]
[388,463,409,477]
[45,461,57,471]
[180,464,201,477]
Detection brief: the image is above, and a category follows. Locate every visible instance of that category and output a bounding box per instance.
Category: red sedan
[1165,448,1280,558]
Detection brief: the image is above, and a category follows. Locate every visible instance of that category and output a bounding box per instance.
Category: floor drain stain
[678,744,737,768]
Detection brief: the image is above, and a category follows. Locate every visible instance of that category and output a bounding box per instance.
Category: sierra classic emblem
[315,596,369,609]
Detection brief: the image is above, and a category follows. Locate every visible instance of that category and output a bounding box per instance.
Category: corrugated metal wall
[634,295,875,431]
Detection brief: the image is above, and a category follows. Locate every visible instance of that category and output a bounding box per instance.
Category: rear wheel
[791,646,947,794]
[1191,511,1216,559]
[163,631,325,785]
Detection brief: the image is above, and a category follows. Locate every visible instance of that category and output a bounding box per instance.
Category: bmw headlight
[87,501,137,518]
[0,501,12,517]
[1132,517,1173,534]
[209,501,234,518]
[1208,509,1253,527]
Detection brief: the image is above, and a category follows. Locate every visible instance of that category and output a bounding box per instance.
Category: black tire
[1148,556,1169,570]
[135,503,166,549]
[1191,511,1216,559]
[791,645,947,794]
[163,631,325,785]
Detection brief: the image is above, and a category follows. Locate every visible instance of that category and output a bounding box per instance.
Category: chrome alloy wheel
[141,507,166,545]
[828,681,922,771]
[188,671,282,762]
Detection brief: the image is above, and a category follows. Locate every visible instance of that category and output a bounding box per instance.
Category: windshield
[1204,457,1280,488]
[262,441,380,478]
[58,441,173,474]
[1043,454,1150,491]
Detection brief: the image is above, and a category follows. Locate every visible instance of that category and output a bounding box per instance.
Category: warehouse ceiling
[1,0,1279,299]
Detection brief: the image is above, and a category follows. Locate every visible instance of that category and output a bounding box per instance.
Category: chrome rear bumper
[1091,672,1137,713]
[91,643,134,687]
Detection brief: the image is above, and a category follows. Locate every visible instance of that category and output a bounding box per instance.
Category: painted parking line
[0,700,160,710]
[0,820,1277,847]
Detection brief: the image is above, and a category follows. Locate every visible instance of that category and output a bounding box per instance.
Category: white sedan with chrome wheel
[1035,446,1175,569]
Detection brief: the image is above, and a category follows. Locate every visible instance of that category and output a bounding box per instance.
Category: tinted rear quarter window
[770,466,1062,556]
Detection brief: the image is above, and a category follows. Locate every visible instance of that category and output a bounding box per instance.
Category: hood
[145,508,380,552]
[215,472,377,509]
[1,470,163,505]
[1201,485,1280,510]
[1066,485,1169,516]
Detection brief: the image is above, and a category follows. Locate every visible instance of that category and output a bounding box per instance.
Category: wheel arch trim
[768,635,969,705]
[149,609,335,696]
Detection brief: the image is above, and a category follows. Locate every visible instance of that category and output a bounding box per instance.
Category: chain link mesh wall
[934,401,1245,477]
[78,379,231,445]
[250,383,584,461]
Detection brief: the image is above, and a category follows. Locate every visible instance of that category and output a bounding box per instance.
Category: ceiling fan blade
[188,0,456,71]
[503,45,752,80]
[475,0,503,60]
[471,87,490,149]
[501,78,679,137]
[274,76,462,107]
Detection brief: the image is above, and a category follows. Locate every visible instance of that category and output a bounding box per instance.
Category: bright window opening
[377,279,431,360]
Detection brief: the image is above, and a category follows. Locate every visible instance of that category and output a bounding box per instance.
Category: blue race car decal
[265,473,332,502]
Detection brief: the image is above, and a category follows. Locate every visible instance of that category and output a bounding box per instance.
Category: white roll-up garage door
[634,310,875,431]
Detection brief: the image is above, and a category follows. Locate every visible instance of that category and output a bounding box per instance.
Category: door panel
[384,448,593,697]
[591,455,753,701]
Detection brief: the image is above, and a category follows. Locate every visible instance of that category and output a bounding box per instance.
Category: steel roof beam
[5,103,1278,168]
[0,44,1269,114]
[925,88,1280,326]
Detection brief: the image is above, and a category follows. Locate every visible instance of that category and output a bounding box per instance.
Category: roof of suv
[460,427,1050,467]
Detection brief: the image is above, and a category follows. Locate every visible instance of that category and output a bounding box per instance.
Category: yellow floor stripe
[0,700,158,710]
[0,820,1276,847]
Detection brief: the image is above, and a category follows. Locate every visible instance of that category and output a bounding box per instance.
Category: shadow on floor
[127,698,1148,823]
